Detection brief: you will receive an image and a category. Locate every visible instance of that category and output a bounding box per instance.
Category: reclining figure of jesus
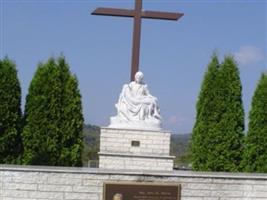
[110,71,161,130]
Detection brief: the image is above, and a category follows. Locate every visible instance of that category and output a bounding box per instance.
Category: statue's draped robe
[111,81,161,130]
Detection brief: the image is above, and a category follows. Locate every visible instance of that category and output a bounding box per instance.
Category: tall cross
[92,0,184,81]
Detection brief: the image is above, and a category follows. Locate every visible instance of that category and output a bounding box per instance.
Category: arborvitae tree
[192,55,244,172]
[0,57,22,164]
[57,58,84,166]
[206,56,244,172]
[191,54,220,170]
[242,73,267,173]
[22,57,83,166]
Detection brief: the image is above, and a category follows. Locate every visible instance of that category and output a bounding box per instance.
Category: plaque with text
[103,182,181,200]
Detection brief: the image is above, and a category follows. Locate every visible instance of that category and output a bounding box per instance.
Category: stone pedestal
[99,127,174,171]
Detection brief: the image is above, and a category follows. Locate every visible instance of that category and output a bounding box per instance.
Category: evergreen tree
[242,73,267,173]
[191,54,220,170]
[0,57,22,164]
[192,55,244,172]
[22,57,83,166]
[207,56,244,171]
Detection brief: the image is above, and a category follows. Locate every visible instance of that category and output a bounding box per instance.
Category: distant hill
[171,133,192,168]
[82,124,100,166]
[83,124,100,145]
[171,134,191,156]
[82,124,191,167]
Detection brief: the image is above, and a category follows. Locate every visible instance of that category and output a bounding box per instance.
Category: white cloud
[167,115,188,126]
[234,46,264,66]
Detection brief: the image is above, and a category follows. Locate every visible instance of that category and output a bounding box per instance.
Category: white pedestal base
[98,127,174,171]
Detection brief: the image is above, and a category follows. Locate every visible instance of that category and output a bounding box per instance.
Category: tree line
[191,54,267,173]
[0,55,266,172]
[0,56,83,166]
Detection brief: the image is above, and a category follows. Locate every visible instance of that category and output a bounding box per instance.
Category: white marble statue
[109,71,161,130]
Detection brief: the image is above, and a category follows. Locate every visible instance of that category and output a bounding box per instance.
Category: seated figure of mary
[110,71,161,130]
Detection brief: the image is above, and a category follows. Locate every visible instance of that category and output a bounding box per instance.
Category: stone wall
[1,165,267,200]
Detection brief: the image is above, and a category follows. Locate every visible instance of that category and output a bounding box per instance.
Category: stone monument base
[98,127,174,171]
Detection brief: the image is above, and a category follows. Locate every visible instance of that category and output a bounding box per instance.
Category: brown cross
[92,0,184,81]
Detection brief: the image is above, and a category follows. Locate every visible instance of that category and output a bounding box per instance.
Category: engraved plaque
[131,140,140,147]
[104,182,181,200]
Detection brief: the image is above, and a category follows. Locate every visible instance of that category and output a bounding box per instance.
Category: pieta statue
[109,71,161,130]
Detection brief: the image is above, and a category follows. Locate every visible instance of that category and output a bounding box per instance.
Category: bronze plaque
[131,140,140,147]
[103,182,181,200]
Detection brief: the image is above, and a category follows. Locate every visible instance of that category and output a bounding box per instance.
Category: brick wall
[1,165,267,200]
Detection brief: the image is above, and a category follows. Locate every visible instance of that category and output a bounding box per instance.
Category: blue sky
[0,0,266,133]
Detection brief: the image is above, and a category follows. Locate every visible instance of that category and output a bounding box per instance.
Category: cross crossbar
[92,8,135,18]
[92,8,183,21]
